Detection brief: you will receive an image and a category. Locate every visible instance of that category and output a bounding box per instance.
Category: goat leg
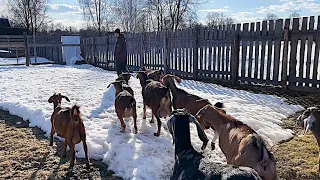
[143,103,147,119]
[154,115,162,137]
[82,139,90,170]
[69,144,76,169]
[119,117,126,133]
[150,113,155,123]
[49,125,55,146]
[132,106,138,134]
[62,141,67,158]
[211,128,218,150]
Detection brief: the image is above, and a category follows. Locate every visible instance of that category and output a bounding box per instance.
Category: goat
[108,81,137,134]
[296,106,320,174]
[48,93,70,109]
[116,73,132,84]
[167,108,262,180]
[136,70,165,123]
[196,104,277,180]
[49,103,90,169]
[144,79,172,136]
[162,74,223,149]
[107,80,134,97]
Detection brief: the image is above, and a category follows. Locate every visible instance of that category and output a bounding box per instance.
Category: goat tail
[71,104,81,117]
[127,98,136,109]
[214,102,224,108]
[256,147,277,180]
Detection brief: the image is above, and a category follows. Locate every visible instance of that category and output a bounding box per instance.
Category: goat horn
[167,115,176,145]
[188,115,209,150]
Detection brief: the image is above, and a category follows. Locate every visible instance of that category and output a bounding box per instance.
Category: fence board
[288,18,300,88]
[241,23,249,78]
[260,21,267,80]
[273,19,283,82]
[306,16,315,83]
[254,22,261,79]
[266,20,274,81]
[248,23,255,78]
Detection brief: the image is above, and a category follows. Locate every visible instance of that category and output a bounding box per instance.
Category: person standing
[114,28,128,76]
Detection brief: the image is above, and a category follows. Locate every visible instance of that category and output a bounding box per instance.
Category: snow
[0,57,53,65]
[0,64,303,180]
[61,36,84,65]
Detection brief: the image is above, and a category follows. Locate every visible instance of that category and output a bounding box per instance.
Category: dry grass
[272,112,320,180]
[0,110,121,180]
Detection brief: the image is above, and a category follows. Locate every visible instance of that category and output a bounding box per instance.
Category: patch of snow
[0,64,304,180]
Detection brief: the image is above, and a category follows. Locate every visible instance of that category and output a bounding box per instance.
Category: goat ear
[188,115,209,150]
[173,75,182,83]
[62,95,70,102]
[167,115,176,145]
[107,82,115,88]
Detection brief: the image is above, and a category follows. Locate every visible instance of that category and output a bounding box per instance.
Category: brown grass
[0,110,121,180]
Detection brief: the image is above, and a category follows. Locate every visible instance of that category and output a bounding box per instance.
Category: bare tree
[288,10,302,29]
[78,0,112,36]
[265,13,278,21]
[111,0,147,32]
[206,12,234,27]
[147,0,166,31]
[7,0,48,34]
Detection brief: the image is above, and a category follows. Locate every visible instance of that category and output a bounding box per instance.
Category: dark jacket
[114,34,127,61]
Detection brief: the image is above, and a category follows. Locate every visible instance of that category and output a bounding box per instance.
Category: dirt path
[0,110,122,180]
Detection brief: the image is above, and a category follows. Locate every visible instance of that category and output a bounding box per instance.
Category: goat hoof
[143,116,146,119]
[133,129,137,134]
[49,143,53,146]
[149,120,155,123]
[120,129,125,133]
[154,133,160,136]
[211,143,215,150]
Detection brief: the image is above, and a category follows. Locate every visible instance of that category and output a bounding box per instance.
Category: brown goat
[162,74,223,149]
[144,79,172,136]
[49,103,90,169]
[108,81,137,134]
[296,106,320,174]
[196,104,277,180]
[108,81,134,97]
[48,93,70,109]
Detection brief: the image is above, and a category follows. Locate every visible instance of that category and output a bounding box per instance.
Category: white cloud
[224,6,230,9]
[230,12,263,24]
[52,19,87,30]
[47,4,82,14]
[199,9,229,13]
[256,0,320,14]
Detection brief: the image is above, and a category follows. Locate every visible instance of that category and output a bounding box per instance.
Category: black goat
[167,109,262,180]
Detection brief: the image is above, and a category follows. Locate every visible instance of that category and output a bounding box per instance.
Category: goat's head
[116,73,131,83]
[147,69,165,81]
[135,71,148,86]
[297,106,320,135]
[167,108,209,151]
[48,93,70,108]
[195,104,226,129]
[107,81,124,95]
[162,74,182,87]
[71,104,82,125]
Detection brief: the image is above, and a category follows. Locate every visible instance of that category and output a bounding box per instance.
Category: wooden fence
[81,16,320,92]
[0,33,64,65]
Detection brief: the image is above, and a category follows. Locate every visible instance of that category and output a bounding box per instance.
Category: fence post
[231,33,240,85]
[23,32,30,66]
[163,33,168,74]
[140,33,144,67]
[193,26,199,79]
[282,19,290,90]
[33,33,37,64]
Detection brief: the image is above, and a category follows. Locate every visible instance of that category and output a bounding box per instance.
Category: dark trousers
[116,59,128,76]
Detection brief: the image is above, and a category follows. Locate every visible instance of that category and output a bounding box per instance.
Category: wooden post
[193,25,200,79]
[33,33,37,64]
[163,33,168,74]
[232,33,240,85]
[23,32,30,66]
[140,33,144,67]
[281,19,290,89]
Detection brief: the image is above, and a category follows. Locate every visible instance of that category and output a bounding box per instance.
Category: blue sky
[1,0,320,29]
